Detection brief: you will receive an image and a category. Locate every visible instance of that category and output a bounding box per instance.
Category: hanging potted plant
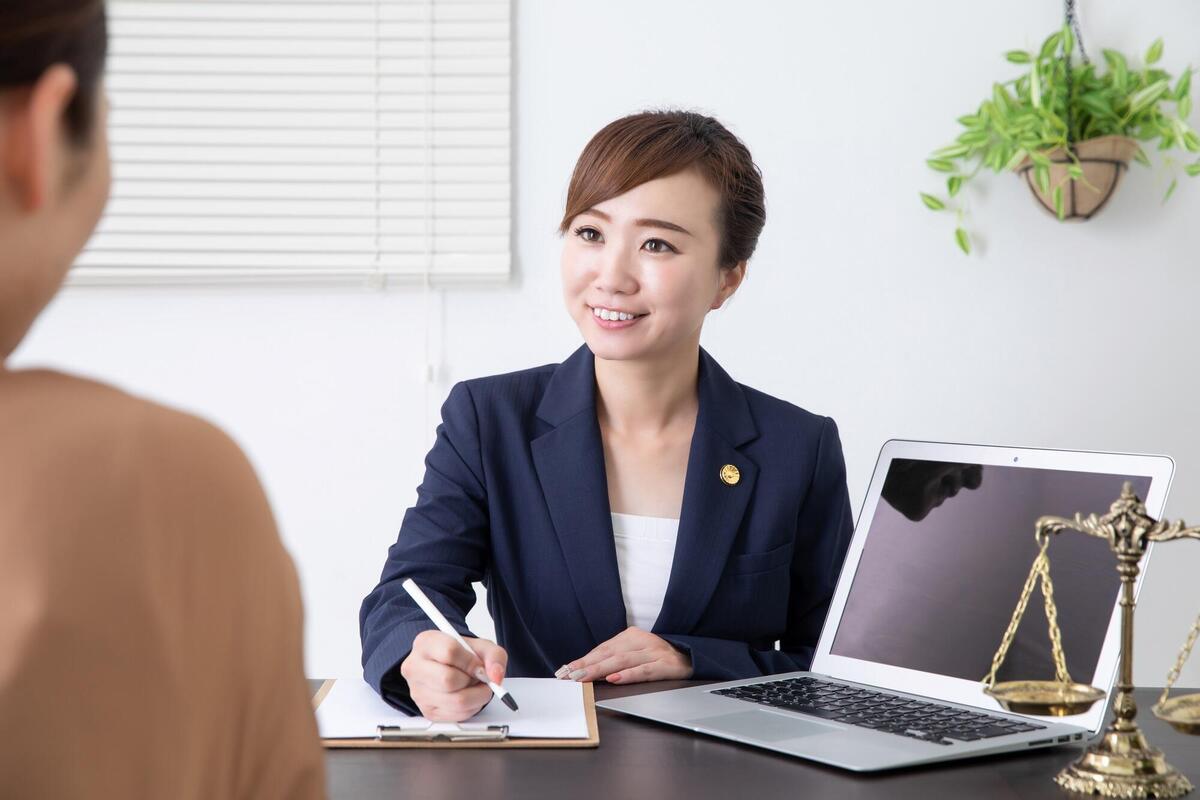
[921,14,1199,254]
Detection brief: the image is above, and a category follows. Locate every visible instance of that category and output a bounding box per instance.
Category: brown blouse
[0,368,325,799]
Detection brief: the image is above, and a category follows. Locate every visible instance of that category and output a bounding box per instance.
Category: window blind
[74,0,511,285]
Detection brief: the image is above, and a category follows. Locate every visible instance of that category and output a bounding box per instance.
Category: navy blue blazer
[360,345,854,713]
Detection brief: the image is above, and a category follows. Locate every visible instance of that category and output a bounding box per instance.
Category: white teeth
[592,306,640,322]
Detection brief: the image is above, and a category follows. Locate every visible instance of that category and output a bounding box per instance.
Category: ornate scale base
[1054,728,1193,799]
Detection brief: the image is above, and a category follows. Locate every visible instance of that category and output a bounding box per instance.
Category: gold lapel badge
[720,464,741,486]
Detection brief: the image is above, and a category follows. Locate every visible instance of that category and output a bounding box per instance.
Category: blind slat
[76,252,510,273]
[110,2,508,22]
[87,234,508,254]
[106,74,508,94]
[109,110,510,129]
[108,90,509,112]
[110,128,508,147]
[108,182,509,201]
[114,164,509,183]
[96,216,508,236]
[104,199,508,218]
[110,146,510,166]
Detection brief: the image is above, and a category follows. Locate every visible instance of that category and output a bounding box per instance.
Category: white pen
[401,578,519,712]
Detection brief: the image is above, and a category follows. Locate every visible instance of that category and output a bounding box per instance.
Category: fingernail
[554,665,570,679]
[474,668,489,684]
[569,669,587,681]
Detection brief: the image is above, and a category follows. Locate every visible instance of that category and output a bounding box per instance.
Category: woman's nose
[593,245,638,295]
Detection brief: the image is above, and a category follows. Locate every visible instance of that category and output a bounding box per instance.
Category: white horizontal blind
[75,0,511,285]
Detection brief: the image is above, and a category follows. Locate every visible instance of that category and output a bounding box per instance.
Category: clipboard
[312,679,600,749]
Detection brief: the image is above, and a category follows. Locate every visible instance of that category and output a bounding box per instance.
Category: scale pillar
[1053,505,1193,798]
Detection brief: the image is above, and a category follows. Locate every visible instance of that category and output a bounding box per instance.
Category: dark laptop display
[829,459,1152,685]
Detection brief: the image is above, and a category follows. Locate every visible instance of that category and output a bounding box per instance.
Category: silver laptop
[598,441,1174,771]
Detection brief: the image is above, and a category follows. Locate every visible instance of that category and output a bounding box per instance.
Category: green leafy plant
[922,25,1199,254]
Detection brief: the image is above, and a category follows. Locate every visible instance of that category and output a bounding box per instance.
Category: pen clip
[377,723,510,742]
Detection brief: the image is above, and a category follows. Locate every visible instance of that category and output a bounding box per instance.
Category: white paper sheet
[316,678,589,739]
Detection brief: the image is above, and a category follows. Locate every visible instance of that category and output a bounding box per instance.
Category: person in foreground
[361,110,855,722]
[0,2,324,797]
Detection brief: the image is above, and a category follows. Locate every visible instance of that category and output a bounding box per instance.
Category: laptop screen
[828,459,1152,686]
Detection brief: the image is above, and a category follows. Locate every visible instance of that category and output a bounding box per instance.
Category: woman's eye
[573,226,601,242]
[643,238,677,254]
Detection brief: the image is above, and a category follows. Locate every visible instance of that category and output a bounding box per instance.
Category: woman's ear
[710,261,747,310]
[2,64,78,212]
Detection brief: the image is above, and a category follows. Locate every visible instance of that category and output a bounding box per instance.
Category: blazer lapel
[531,346,628,644]
[653,349,760,635]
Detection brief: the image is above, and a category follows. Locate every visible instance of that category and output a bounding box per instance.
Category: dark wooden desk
[313,680,1199,799]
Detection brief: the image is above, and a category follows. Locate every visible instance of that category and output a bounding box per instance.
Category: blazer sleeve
[359,381,490,713]
[662,416,854,680]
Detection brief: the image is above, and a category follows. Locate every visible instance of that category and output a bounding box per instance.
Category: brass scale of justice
[981,482,1200,798]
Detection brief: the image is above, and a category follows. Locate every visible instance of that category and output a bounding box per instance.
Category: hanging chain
[1061,0,1091,148]
[1065,0,1090,64]
[984,543,1047,687]
[986,540,1048,687]
[1062,0,1076,147]
[984,538,1074,689]
[1039,550,1073,685]
[1155,610,1200,710]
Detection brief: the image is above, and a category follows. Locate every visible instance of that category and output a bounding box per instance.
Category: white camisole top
[610,512,680,631]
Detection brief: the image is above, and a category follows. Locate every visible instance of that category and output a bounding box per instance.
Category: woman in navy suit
[360,111,854,721]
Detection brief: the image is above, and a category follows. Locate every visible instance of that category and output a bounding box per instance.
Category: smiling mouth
[590,305,647,322]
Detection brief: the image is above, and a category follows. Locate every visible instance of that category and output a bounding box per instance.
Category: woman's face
[560,168,743,365]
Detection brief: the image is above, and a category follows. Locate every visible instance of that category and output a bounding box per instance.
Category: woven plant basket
[1015,134,1139,221]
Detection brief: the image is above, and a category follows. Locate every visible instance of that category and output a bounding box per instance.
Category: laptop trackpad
[685,710,838,742]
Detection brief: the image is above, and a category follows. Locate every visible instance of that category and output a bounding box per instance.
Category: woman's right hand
[400,630,509,722]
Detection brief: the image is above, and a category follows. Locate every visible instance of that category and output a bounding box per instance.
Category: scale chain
[983,538,1074,689]
[1156,610,1200,710]
[985,540,1048,687]
[1039,551,1073,686]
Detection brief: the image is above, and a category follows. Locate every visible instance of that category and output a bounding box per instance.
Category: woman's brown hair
[559,110,766,269]
[0,0,108,145]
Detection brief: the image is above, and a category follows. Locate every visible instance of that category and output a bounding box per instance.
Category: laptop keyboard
[711,676,1046,746]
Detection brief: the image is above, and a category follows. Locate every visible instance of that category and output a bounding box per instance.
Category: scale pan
[985,680,1107,716]
[1153,694,1200,735]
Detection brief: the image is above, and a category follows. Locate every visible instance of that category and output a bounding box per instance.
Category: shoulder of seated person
[0,368,248,479]
[0,368,141,441]
[0,366,125,404]
[737,381,832,438]
[451,361,558,416]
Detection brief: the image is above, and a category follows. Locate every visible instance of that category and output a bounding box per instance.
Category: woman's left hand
[559,627,694,684]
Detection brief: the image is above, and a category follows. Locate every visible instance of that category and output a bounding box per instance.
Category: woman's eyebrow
[579,208,692,237]
[635,218,692,236]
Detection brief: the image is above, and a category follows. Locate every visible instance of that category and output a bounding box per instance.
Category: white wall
[13,0,1200,688]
